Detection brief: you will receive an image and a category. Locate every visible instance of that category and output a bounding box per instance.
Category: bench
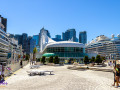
[27,70,45,76]
[30,65,40,69]
[27,70,54,76]
[45,71,54,75]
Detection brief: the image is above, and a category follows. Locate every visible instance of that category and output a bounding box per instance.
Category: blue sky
[0,0,120,42]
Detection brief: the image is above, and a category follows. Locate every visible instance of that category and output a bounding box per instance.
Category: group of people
[112,60,120,88]
[30,59,36,65]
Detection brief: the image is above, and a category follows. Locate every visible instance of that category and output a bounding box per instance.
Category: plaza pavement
[0,64,119,90]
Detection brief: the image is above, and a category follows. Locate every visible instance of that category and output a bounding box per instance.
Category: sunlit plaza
[1,64,118,90]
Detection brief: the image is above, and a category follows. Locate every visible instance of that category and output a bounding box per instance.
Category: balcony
[0,38,9,47]
[0,52,8,56]
[0,46,9,51]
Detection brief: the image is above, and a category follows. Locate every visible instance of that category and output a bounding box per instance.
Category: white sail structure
[40,31,56,53]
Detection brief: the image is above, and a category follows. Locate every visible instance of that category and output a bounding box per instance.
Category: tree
[90,56,95,63]
[25,54,29,60]
[84,56,89,64]
[33,47,37,62]
[101,56,105,61]
[49,56,53,63]
[54,56,59,64]
[36,58,40,62]
[41,56,46,64]
[95,55,102,64]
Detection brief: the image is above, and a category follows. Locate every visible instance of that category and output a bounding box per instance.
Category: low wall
[4,61,28,77]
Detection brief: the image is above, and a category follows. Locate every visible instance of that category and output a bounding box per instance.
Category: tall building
[52,35,62,42]
[8,34,14,38]
[8,37,21,63]
[14,34,23,45]
[30,39,36,53]
[22,33,28,53]
[79,31,87,44]
[39,27,51,51]
[26,36,32,54]
[62,29,76,42]
[86,35,120,60]
[0,15,9,65]
[33,35,39,46]
[62,32,65,41]
[55,35,61,39]
[76,37,78,42]
[0,15,7,32]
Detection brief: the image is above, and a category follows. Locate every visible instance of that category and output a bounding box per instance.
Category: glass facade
[62,29,76,42]
[43,47,84,57]
[55,35,61,39]
[30,39,36,53]
[33,35,39,46]
[79,31,87,44]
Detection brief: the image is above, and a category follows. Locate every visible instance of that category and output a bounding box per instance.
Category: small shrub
[49,56,53,63]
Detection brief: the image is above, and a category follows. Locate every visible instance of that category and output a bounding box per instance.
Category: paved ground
[0,64,119,90]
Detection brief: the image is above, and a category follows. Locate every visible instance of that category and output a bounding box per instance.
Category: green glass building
[42,41,85,63]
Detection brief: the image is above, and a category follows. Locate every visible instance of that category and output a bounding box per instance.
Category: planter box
[47,63,54,66]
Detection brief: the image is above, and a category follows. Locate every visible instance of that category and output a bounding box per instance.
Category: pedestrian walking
[20,60,23,68]
[112,60,116,87]
[114,64,120,88]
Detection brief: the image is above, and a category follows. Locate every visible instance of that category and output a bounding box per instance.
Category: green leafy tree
[90,56,95,63]
[25,54,29,60]
[84,56,89,68]
[41,56,46,64]
[101,56,105,61]
[33,47,37,62]
[36,58,40,62]
[54,56,59,64]
[84,56,89,64]
[95,55,102,64]
[49,56,53,63]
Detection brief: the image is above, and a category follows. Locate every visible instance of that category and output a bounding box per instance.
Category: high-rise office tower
[33,35,39,46]
[22,33,28,53]
[0,15,7,32]
[30,39,36,53]
[14,34,23,45]
[62,29,76,42]
[62,32,65,41]
[79,31,87,44]
[55,35,61,39]
[52,35,62,42]
[26,36,32,54]
[76,37,78,42]
[39,27,51,51]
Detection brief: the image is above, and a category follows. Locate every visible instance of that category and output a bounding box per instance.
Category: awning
[42,53,55,57]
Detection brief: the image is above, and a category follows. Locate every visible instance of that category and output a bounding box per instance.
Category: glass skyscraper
[33,35,39,46]
[22,33,28,53]
[52,35,62,42]
[55,35,61,39]
[62,29,76,42]
[30,39,36,53]
[79,31,87,44]
[14,34,23,45]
